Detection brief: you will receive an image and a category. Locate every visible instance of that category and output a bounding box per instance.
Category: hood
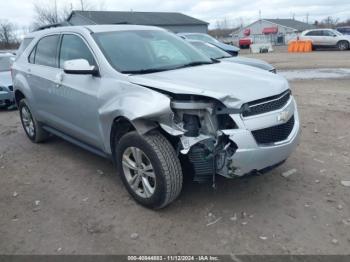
[0,71,12,87]
[223,56,274,71]
[129,62,289,108]
[213,42,240,52]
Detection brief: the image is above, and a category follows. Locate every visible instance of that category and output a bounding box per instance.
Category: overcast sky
[1,0,349,30]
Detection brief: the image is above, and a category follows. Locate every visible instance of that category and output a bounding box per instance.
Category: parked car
[300,29,350,51]
[0,53,15,108]
[336,26,350,35]
[178,33,240,56]
[188,40,276,73]
[13,25,300,209]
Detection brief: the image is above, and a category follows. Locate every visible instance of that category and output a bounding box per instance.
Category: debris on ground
[130,233,139,240]
[97,170,104,175]
[315,180,320,184]
[281,169,297,178]
[314,129,319,134]
[12,215,18,221]
[34,200,40,206]
[331,239,339,245]
[304,203,311,208]
[206,217,222,226]
[341,180,350,187]
[259,236,268,240]
[337,204,343,210]
[56,247,62,252]
[230,213,237,221]
[241,212,247,219]
[320,169,326,173]
[241,221,248,225]
[12,191,18,197]
[82,197,89,202]
[314,158,324,164]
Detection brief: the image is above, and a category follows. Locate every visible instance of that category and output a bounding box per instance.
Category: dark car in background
[337,27,350,35]
[178,33,240,56]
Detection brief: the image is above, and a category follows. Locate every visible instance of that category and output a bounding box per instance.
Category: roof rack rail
[35,21,72,31]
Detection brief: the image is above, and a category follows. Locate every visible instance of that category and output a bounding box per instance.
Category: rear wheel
[337,41,349,51]
[116,131,183,209]
[19,99,49,143]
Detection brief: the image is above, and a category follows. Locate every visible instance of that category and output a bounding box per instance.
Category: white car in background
[0,53,15,108]
[300,29,350,51]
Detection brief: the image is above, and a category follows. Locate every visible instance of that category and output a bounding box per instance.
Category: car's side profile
[13,25,300,209]
[300,29,350,51]
[187,40,276,73]
[178,32,240,56]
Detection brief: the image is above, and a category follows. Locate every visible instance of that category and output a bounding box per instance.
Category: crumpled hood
[223,56,274,71]
[129,62,289,107]
[0,71,13,87]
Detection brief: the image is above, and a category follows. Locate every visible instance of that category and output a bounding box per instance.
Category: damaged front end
[158,90,300,183]
[160,95,241,182]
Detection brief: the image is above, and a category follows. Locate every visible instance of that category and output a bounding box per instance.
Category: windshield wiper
[121,68,171,75]
[173,61,214,70]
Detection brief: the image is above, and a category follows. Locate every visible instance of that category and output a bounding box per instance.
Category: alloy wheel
[122,147,156,198]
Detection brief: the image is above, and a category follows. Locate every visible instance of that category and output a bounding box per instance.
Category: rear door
[305,31,323,45]
[26,34,61,123]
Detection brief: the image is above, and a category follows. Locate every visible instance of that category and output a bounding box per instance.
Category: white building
[234,19,315,45]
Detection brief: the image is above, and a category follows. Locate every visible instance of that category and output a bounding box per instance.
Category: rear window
[16,38,33,58]
[34,35,60,67]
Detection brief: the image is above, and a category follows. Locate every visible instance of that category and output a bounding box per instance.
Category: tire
[19,99,49,143]
[337,41,349,51]
[116,131,183,209]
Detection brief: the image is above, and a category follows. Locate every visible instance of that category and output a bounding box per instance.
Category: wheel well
[110,117,136,162]
[337,40,349,45]
[14,90,25,105]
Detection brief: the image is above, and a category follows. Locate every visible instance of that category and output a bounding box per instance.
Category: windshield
[93,30,213,74]
[190,41,231,59]
[0,56,12,72]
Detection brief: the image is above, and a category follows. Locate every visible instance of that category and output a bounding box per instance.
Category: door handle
[55,72,64,87]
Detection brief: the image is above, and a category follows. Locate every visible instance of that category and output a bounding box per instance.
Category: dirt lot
[0,50,350,255]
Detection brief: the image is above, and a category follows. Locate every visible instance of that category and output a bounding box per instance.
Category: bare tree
[32,0,72,28]
[0,20,17,48]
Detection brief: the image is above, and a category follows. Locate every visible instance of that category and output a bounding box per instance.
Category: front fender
[99,83,173,154]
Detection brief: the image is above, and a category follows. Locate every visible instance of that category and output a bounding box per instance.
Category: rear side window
[16,38,33,58]
[59,34,96,68]
[306,31,321,36]
[34,35,60,67]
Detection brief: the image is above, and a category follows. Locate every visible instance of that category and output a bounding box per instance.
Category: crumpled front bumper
[223,97,300,176]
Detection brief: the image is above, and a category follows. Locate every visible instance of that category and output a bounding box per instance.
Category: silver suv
[301,29,350,51]
[12,25,300,209]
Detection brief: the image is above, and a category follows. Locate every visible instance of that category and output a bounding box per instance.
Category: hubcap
[21,106,35,137]
[122,147,156,198]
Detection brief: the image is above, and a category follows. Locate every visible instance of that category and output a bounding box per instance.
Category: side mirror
[63,59,99,76]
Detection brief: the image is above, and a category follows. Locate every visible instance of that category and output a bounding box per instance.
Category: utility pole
[306,13,309,24]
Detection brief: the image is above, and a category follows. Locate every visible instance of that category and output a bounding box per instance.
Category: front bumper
[0,90,14,106]
[223,97,300,176]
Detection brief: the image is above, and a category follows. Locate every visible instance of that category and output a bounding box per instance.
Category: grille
[8,85,13,91]
[242,90,291,117]
[252,116,295,144]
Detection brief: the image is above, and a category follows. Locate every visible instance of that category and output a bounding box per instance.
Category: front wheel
[116,131,183,209]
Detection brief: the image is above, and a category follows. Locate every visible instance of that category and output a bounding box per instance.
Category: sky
[0,0,349,30]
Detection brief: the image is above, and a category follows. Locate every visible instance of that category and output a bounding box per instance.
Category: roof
[27,25,166,39]
[263,19,315,31]
[68,11,208,26]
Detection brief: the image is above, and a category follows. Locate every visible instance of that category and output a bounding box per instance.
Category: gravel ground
[0,50,349,255]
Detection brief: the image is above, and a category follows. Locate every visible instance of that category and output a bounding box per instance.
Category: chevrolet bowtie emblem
[277,111,290,122]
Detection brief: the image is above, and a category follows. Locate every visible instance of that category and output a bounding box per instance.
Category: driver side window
[59,34,96,68]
